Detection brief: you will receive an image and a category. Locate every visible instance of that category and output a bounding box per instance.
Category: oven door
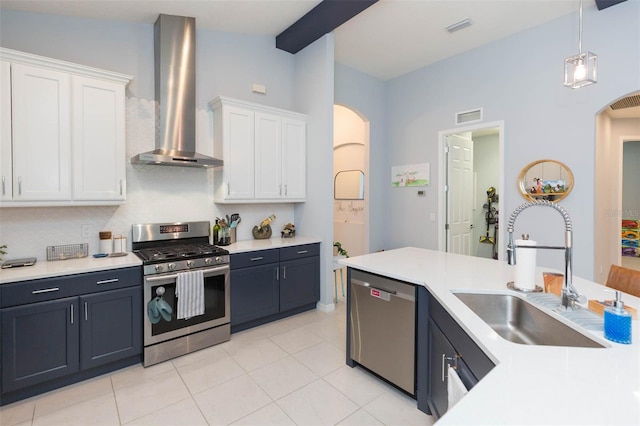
[143,265,230,346]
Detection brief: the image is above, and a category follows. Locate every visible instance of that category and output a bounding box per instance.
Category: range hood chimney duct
[132,14,223,168]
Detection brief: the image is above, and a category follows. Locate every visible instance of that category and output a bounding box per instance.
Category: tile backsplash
[0,97,295,260]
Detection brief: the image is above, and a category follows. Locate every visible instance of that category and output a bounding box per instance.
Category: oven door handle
[145,266,228,282]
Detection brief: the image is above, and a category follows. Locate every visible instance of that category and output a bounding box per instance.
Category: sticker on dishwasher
[370,288,391,301]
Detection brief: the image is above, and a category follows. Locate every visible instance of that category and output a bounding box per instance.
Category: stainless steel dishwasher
[349,269,416,395]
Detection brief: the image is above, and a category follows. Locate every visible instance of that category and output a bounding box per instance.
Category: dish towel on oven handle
[175,270,205,319]
[447,366,468,409]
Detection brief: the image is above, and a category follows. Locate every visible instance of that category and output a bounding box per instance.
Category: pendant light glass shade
[564,51,597,88]
[564,0,597,88]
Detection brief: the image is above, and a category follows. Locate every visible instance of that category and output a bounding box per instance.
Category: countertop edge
[0,253,142,284]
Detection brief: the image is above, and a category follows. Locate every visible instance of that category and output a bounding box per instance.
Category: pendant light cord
[578,0,583,54]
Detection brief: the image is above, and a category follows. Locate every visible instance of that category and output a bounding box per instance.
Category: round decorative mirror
[518,159,574,203]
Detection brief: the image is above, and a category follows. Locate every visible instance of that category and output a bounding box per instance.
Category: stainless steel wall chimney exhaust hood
[132,14,223,168]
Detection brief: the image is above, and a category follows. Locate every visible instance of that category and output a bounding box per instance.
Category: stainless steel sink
[454,292,605,348]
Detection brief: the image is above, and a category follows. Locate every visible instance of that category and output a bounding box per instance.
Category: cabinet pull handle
[250,257,264,261]
[32,287,60,294]
[283,266,286,280]
[120,179,123,195]
[2,176,5,195]
[279,184,282,196]
[297,250,308,254]
[227,183,230,195]
[18,176,22,195]
[96,278,119,285]
[84,301,88,321]
[442,354,458,382]
[285,184,287,196]
[70,304,74,324]
[276,267,279,280]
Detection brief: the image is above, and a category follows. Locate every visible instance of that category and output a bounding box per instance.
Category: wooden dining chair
[605,264,640,298]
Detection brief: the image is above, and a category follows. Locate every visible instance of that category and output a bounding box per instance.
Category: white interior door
[447,134,474,255]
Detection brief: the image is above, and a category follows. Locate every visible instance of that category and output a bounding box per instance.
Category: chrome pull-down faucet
[506,200,585,309]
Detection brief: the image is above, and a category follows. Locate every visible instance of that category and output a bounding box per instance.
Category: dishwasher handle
[351,278,397,294]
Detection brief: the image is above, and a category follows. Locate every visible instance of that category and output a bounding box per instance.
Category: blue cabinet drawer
[279,243,319,261]
[1,267,142,308]
[231,249,279,269]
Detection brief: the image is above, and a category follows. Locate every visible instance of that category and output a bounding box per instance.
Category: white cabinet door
[219,105,255,200]
[11,63,71,201]
[72,76,126,201]
[281,117,306,200]
[254,112,282,200]
[0,61,12,201]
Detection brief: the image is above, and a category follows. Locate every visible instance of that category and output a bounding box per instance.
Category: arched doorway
[333,104,370,259]
[594,92,640,283]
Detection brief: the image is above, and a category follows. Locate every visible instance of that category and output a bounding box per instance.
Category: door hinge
[445,223,450,230]
[444,144,450,154]
[444,184,449,192]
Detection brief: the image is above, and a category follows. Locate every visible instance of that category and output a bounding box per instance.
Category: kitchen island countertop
[0,253,142,284]
[340,247,640,425]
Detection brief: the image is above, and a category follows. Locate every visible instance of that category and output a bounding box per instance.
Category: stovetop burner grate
[135,243,228,263]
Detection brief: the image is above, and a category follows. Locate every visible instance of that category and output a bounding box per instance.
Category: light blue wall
[334,63,387,252]
[0,10,296,110]
[383,1,640,278]
[294,34,336,308]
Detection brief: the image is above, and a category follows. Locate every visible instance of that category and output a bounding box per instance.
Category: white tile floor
[0,296,434,426]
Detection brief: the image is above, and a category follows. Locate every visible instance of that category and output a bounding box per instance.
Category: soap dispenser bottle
[604,290,632,344]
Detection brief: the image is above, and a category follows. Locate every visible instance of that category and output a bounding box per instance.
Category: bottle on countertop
[258,214,276,230]
[213,219,220,245]
[604,290,632,344]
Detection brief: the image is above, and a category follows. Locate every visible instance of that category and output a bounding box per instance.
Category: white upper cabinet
[72,76,126,201]
[1,60,12,202]
[281,117,306,200]
[211,97,307,204]
[0,48,132,207]
[11,63,72,201]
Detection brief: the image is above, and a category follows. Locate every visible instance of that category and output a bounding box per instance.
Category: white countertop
[0,237,321,284]
[340,248,640,425]
[224,236,321,254]
[0,253,142,284]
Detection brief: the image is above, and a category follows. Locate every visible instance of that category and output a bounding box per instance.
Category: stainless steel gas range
[132,221,230,366]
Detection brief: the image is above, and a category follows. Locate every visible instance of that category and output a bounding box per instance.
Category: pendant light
[564,0,597,88]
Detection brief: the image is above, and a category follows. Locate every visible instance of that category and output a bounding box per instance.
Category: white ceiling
[2,0,582,81]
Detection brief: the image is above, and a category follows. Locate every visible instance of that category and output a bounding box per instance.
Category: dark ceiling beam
[276,0,379,54]
[594,0,627,11]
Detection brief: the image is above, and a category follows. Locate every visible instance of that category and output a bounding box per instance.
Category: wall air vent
[455,108,483,125]
[610,95,640,110]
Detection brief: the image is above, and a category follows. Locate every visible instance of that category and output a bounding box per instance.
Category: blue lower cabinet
[0,267,143,405]
[280,256,320,312]
[2,297,80,392]
[230,243,320,332]
[231,263,279,326]
[80,287,142,370]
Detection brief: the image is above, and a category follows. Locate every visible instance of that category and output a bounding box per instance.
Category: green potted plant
[0,244,7,261]
[333,242,349,258]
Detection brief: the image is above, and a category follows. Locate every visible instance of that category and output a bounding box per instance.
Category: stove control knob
[168,263,176,271]
[215,256,221,264]
[187,260,195,268]
[154,264,163,273]
[204,258,212,265]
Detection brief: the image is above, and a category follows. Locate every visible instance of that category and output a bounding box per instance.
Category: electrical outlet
[81,224,91,238]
